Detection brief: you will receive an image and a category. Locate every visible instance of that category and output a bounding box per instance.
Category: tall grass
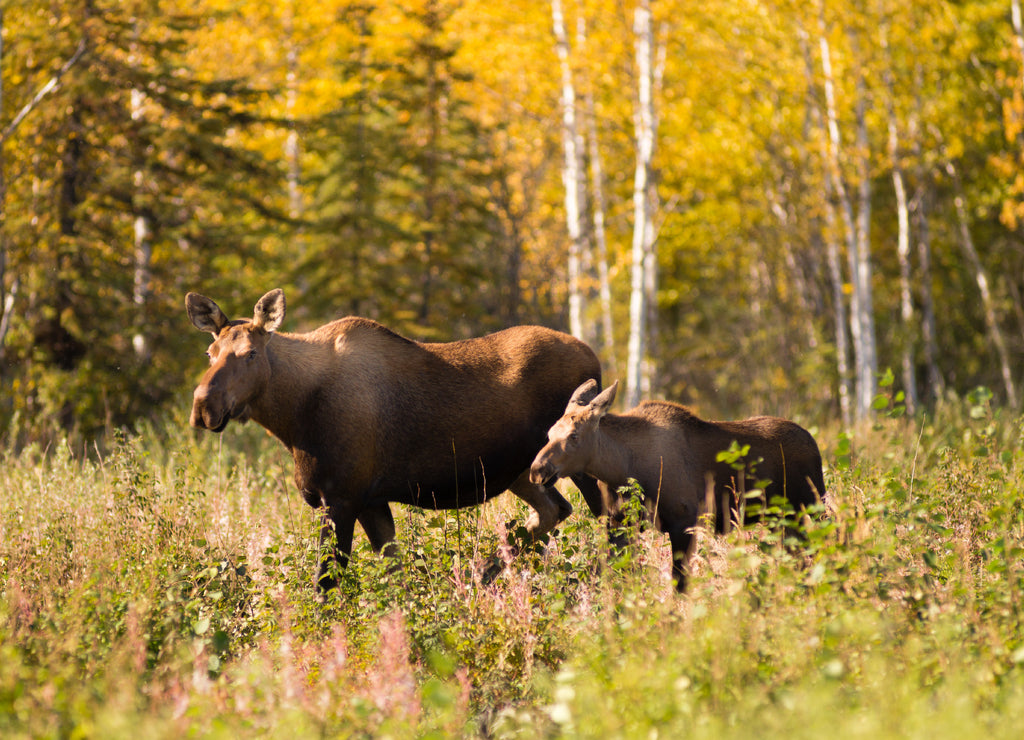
[3,392,1024,737]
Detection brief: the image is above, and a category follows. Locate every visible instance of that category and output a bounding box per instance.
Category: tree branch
[0,39,87,146]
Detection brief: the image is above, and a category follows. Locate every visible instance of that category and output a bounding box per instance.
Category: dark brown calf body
[530,380,827,590]
[187,290,602,591]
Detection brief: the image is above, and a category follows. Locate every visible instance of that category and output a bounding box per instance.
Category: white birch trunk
[1012,0,1024,98]
[820,19,875,420]
[824,188,853,427]
[626,0,655,408]
[801,21,852,423]
[130,21,152,361]
[579,15,616,373]
[552,0,587,341]
[852,71,878,416]
[883,30,919,414]
[889,121,917,414]
[0,5,8,363]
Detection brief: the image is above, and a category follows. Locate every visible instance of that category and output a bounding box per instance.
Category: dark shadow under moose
[530,379,828,591]
[186,289,606,593]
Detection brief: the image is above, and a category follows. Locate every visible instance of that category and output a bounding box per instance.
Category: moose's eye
[246,349,258,362]
[568,432,579,443]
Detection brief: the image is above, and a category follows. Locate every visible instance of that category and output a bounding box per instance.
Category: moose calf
[530,379,827,590]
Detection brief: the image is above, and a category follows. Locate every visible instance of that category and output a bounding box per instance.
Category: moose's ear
[568,378,601,408]
[590,380,619,416]
[186,293,229,335]
[253,289,285,333]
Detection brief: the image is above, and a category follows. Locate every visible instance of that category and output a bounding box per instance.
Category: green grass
[3,393,1024,738]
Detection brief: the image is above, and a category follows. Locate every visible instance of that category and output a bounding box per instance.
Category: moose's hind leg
[358,502,399,559]
[663,505,699,593]
[316,506,356,595]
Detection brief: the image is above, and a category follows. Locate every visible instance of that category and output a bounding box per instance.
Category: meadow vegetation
[3,388,1024,738]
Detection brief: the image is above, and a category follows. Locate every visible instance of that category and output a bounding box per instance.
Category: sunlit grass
[3,392,1024,737]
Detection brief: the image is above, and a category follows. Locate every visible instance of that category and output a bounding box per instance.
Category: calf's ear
[186,293,229,335]
[253,289,286,333]
[590,380,618,416]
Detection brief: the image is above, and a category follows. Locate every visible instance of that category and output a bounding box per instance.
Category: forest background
[3,0,1024,444]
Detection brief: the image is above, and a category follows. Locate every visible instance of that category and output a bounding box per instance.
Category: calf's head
[186,289,286,432]
[529,379,618,485]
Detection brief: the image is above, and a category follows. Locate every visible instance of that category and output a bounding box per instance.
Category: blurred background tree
[2,0,1023,445]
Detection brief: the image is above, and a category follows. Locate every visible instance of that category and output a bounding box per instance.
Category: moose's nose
[190,383,218,429]
[530,459,554,486]
[190,387,209,429]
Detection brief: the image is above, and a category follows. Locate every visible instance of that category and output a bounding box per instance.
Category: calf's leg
[663,506,699,592]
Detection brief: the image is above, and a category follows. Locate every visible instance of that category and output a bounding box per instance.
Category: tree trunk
[579,15,616,374]
[819,16,876,420]
[552,0,588,341]
[890,128,917,414]
[882,27,918,414]
[0,5,8,366]
[913,182,944,403]
[0,24,86,363]
[825,192,853,428]
[130,19,152,361]
[1013,0,1024,100]
[626,0,656,408]
[819,25,858,421]
[852,61,878,418]
[946,161,1019,407]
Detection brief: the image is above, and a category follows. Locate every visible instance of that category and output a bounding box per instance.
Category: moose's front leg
[317,505,356,594]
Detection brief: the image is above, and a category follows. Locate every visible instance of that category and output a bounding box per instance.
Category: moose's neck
[248,332,335,449]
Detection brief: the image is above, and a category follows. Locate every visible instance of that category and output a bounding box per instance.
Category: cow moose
[186,289,603,593]
[529,379,827,591]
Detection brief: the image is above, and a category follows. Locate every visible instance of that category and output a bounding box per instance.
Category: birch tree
[852,63,878,417]
[579,14,616,372]
[130,17,152,361]
[818,11,877,421]
[882,25,918,414]
[626,0,657,408]
[946,160,1019,407]
[0,21,85,364]
[552,0,588,340]
[0,5,9,366]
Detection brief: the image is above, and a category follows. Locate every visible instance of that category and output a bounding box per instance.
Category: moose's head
[186,289,286,432]
[529,379,618,485]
